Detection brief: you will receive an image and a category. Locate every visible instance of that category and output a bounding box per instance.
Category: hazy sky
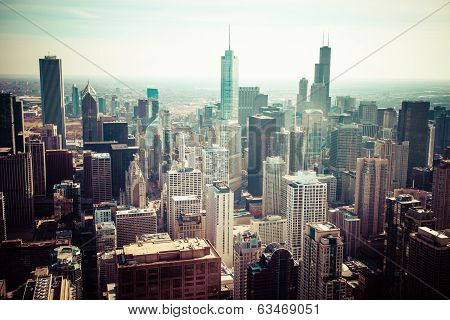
[0,0,449,87]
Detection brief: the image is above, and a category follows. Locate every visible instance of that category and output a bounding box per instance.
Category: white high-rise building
[301,109,324,170]
[317,174,337,204]
[125,154,147,208]
[286,171,327,261]
[299,222,353,300]
[202,144,229,186]
[170,194,202,238]
[166,168,202,237]
[115,207,157,247]
[206,182,234,267]
[249,215,287,246]
[220,27,239,120]
[233,231,262,300]
[262,156,287,216]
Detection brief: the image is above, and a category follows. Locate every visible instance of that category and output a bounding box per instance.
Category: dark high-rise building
[434,110,450,157]
[385,194,421,289]
[12,97,25,153]
[238,87,260,134]
[25,140,46,196]
[247,243,297,300]
[81,82,99,144]
[41,124,62,150]
[0,93,16,153]
[39,55,66,147]
[83,151,93,199]
[405,227,450,300]
[103,122,128,145]
[135,98,149,119]
[45,150,73,195]
[254,94,268,113]
[432,159,450,230]
[311,44,331,114]
[0,153,34,229]
[248,115,276,196]
[72,84,80,117]
[289,129,305,174]
[0,192,6,241]
[110,144,139,199]
[397,101,430,185]
[53,180,81,220]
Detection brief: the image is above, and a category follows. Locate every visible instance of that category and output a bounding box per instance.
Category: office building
[248,115,276,196]
[72,84,80,117]
[317,174,337,204]
[375,139,409,192]
[91,153,112,204]
[247,243,298,299]
[202,144,229,186]
[25,140,46,196]
[432,159,450,230]
[23,267,75,300]
[103,122,128,145]
[51,246,82,299]
[397,101,430,184]
[286,171,327,260]
[328,207,361,258]
[262,156,287,216]
[39,55,66,147]
[45,149,73,194]
[174,210,206,239]
[0,193,6,241]
[95,222,117,253]
[0,93,16,152]
[233,230,261,300]
[296,77,308,112]
[405,227,450,299]
[301,109,323,170]
[0,152,34,229]
[117,234,221,299]
[355,157,388,239]
[41,124,62,150]
[166,168,202,237]
[216,120,241,193]
[358,101,377,125]
[205,182,234,267]
[249,215,287,246]
[238,87,260,133]
[299,222,353,300]
[81,82,99,144]
[115,207,157,247]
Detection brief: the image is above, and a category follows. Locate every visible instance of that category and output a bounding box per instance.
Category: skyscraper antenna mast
[322,32,324,46]
[228,24,231,50]
[327,33,330,46]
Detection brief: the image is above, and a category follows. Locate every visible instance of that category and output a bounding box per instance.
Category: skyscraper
[0,153,34,229]
[310,42,331,114]
[247,243,298,300]
[95,221,117,253]
[115,208,157,247]
[81,82,99,144]
[103,122,128,145]
[45,149,73,195]
[0,193,6,241]
[262,156,287,216]
[91,153,112,204]
[374,139,409,192]
[39,55,66,147]
[205,182,234,267]
[355,157,388,239]
[248,115,276,196]
[301,109,324,170]
[51,246,82,299]
[358,101,378,125]
[299,222,353,300]
[432,159,450,230]
[238,86,260,133]
[249,215,287,246]
[405,227,450,300]
[25,140,46,196]
[72,84,80,117]
[328,207,361,259]
[220,27,239,120]
[286,171,327,261]
[166,168,202,237]
[397,101,430,185]
[202,144,229,186]
[125,154,146,209]
[296,77,308,112]
[12,97,25,153]
[233,230,261,300]
[0,93,15,152]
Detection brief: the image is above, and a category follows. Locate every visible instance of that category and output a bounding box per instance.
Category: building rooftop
[92,152,110,159]
[416,227,450,247]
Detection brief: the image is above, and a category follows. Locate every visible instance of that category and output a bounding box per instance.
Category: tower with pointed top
[81,81,99,144]
[220,26,239,120]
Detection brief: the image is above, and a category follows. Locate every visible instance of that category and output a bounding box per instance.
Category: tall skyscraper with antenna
[310,35,331,115]
[220,26,239,120]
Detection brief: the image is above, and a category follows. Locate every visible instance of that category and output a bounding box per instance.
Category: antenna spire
[322,32,324,46]
[327,33,330,46]
[228,24,231,50]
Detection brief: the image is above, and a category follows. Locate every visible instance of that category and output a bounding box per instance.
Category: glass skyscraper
[220,29,239,120]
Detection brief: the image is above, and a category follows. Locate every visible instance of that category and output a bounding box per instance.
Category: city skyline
[1,0,450,84]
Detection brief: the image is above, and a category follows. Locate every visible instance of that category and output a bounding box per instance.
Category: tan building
[117,233,221,300]
[174,211,206,239]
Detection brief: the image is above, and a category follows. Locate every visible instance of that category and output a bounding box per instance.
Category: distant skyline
[1,0,449,86]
